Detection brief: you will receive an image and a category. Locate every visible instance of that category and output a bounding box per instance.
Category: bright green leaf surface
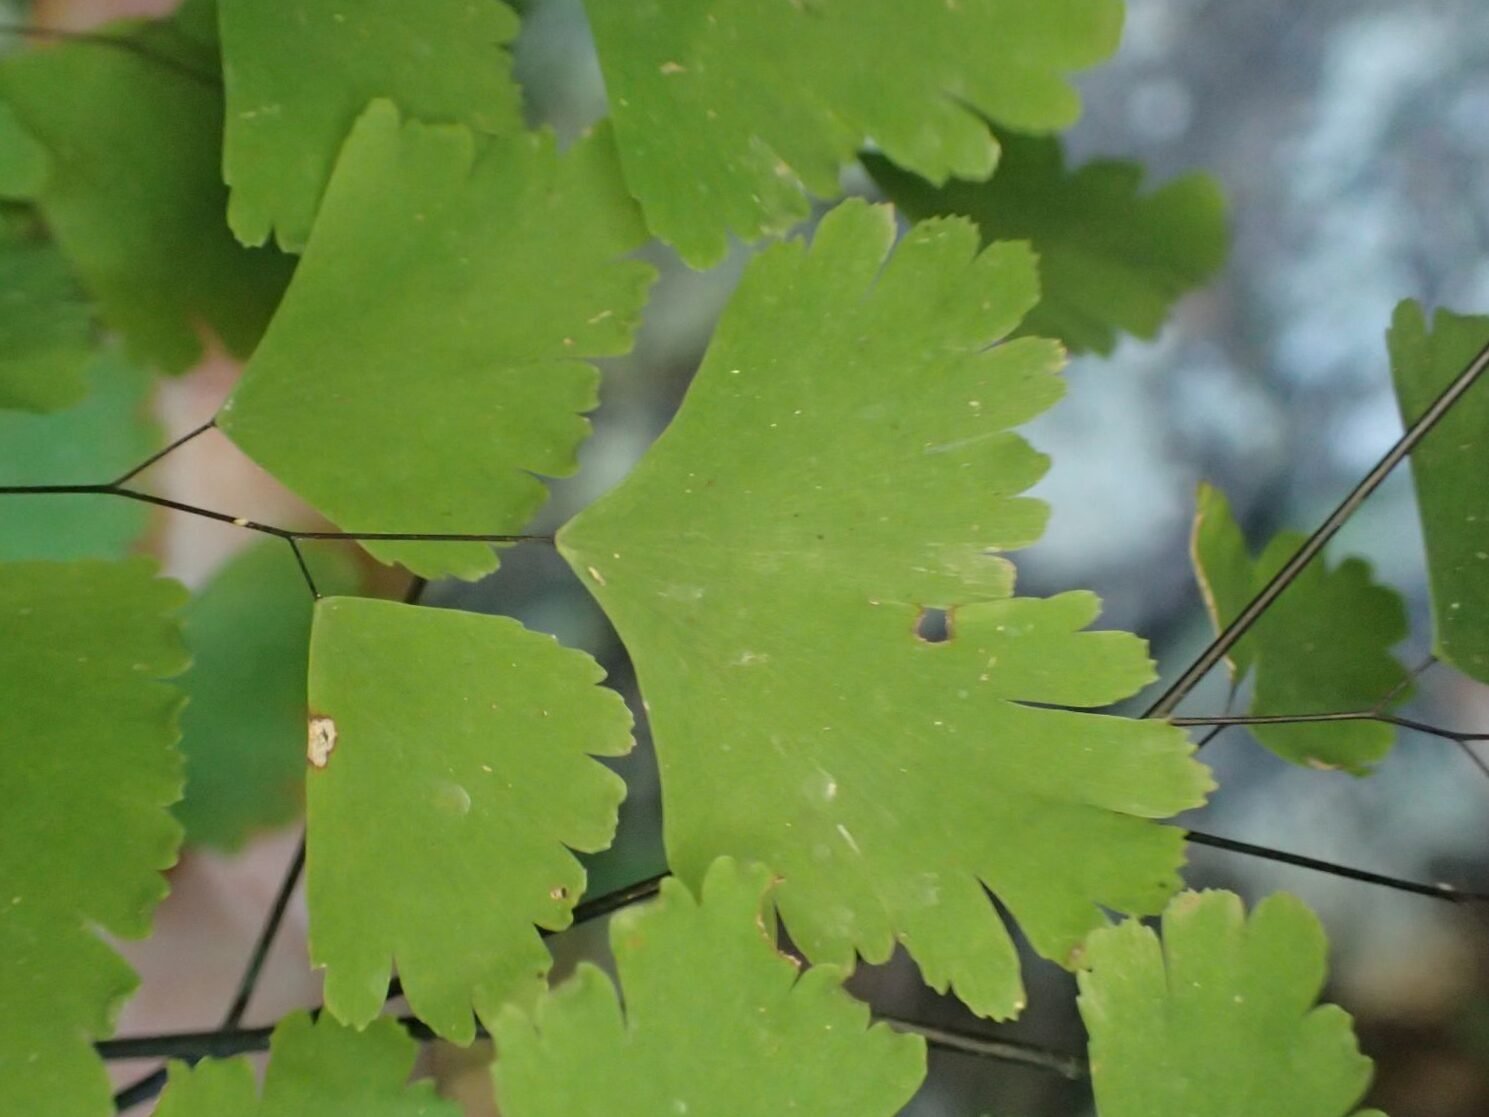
[865,130,1227,354]
[154,1012,457,1117]
[0,234,92,411]
[220,0,521,252]
[219,101,655,579]
[1191,483,1408,773]
[0,4,293,371]
[493,858,925,1117]
[0,559,187,1117]
[175,542,360,850]
[1388,300,1489,684]
[560,201,1212,1019]
[586,0,1123,266]
[306,596,633,1041]
[0,102,48,198]
[1078,890,1386,1117]
[0,350,157,561]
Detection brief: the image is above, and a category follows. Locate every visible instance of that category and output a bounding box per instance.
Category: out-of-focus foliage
[0,0,292,370]
[865,129,1227,354]
[1191,482,1409,773]
[0,350,156,559]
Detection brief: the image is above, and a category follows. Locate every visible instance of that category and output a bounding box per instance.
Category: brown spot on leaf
[307,715,337,769]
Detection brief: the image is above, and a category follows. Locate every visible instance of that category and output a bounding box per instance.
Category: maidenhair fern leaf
[219,0,522,252]
[219,101,655,580]
[174,543,360,851]
[1388,300,1489,684]
[586,0,1123,266]
[1077,890,1386,1117]
[1191,483,1409,773]
[492,858,925,1117]
[559,201,1213,1020]
[0,351,157,561]
[0,101,48,198]
[865,130,1227,354]
[0,234,91,412]
[0,2,293,371]
[0,559,187,1117]
[153,1012,457,1117]
[306,597,633,1042]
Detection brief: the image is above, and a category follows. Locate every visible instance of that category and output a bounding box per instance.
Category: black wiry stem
[0,21,219,85]
[101,1024,275,1064]
[98,1012,1087,1081]
[113,838,309,1111]
[888,1018,1087,1080]
[1175,710,1489,781]
[285,539,320,598]
[0,485,553,545]
[1373,654,1438,712]
[1145,335,1489,719]
[224,836,308,1027]
[1186,829,1489,901]
[1173,711,1489,744]
[110,419,217,486]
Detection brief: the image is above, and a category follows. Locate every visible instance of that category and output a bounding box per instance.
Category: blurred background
[9,0,1489,1113]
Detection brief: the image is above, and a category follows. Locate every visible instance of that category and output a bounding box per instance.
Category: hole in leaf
[915,607,952,643]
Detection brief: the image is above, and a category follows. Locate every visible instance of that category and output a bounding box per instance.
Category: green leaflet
[174,542,361,850]
[219,0,522,252]
[0,101,48,198]
[1078,890,1386,1117]
[1388,301,1489,684]
[1191,483,1409,773]
[0,350,157,560]
[492,858,925,1117]
[0,559,188,1117]
[153,1012,457,1117]
[586,0,1123,265]
[219,100,655,580]
[306,596,633,1042]
[560,201,1212,1020]
[0,233,92,412]
[0,1,293,371]
[865,129,1227,354]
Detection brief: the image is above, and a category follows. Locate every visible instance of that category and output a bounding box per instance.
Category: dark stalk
[1173,711,1489,744]
[886,1017,1087,1080]
[1145,335,1489,719]
[99,1012,1087,1082]
[0,484,553,545]
[110,419,217,486]
[1186,829,1489,902]
[113,837,308,1111]
[285,539,320,599]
